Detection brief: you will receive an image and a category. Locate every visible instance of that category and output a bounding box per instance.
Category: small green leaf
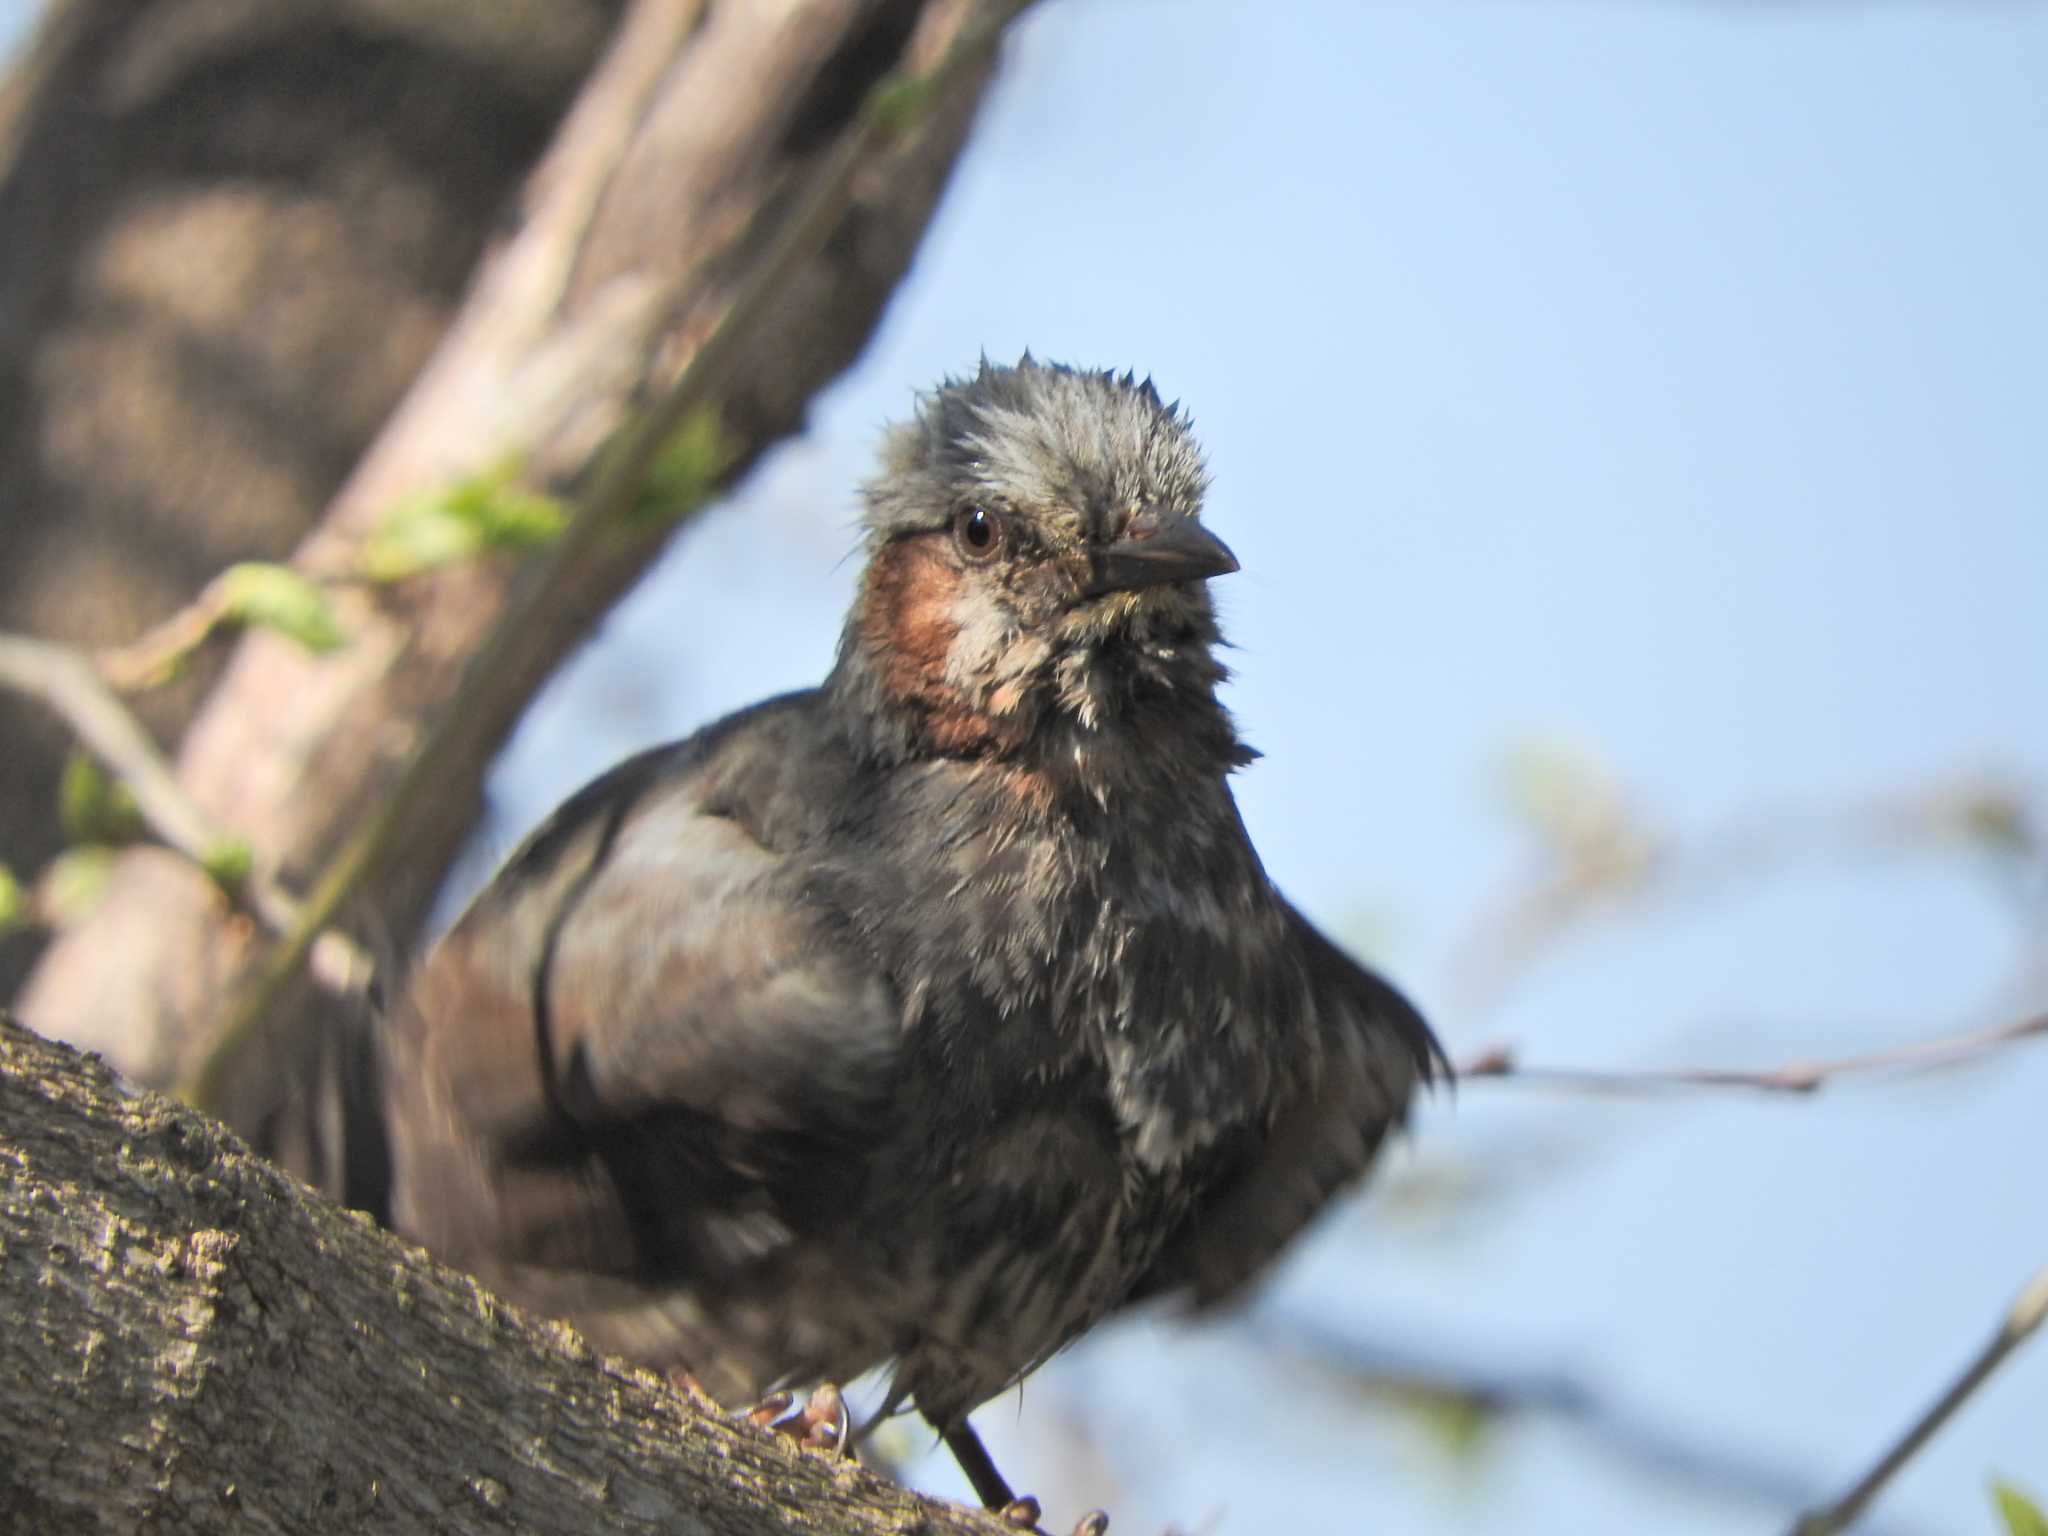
[1994,1481,2048,1536]
[58,754,144,845]
[362,466,568,580]
[361,496,479,580]
[57,753,106,837]
[201,836,253,894]
[865,69,934,137]
[634,406,737,525]
[43,846,115,927]
[0,864,25,936]
[482,487,567,545]
[218,563,348,653]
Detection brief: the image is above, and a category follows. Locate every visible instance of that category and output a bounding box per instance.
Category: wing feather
[384,702,900,1296]
[1140,904,1445,1307]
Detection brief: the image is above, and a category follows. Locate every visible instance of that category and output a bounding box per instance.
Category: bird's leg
[939,1419,1015,1508]
[938,1418,1111,1535]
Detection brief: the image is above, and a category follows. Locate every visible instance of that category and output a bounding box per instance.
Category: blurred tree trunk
[0,0,624,1001]
[0,1013,1003,1535]
[3,0,1021,1185]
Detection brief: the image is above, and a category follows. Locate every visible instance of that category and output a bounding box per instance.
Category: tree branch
[20,0,1032,1127]
[0,1011,1006,1535]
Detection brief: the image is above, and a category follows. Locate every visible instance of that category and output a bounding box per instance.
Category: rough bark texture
[11,0,1018,1166]
[0,0,625,999]
[0,1012,1005,1535]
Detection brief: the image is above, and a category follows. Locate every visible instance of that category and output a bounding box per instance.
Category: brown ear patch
[854,535,1031,757]
[858,535,959,701]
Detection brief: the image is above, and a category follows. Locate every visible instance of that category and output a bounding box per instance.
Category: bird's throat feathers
[831,533,1251,794]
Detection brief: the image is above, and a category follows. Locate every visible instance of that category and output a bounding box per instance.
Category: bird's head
[833,356,1241,767]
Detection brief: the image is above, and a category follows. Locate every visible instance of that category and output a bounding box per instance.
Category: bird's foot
[997,1497,1110,1535]
[747,1383,853,1456]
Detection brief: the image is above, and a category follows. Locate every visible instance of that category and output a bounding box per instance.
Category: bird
[379,355,1446,1520]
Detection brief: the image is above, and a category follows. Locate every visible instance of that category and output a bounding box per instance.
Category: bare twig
[95,563,342,694]
[0,632,373,992]
[1788,1263,2048,1536]
[188,0,1038,1111]
[0,633,224,866]
[1457,1013,2048,1096]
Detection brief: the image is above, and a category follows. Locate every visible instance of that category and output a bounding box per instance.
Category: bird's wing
[384,700,901,1291]
[1140,903,1446,1308]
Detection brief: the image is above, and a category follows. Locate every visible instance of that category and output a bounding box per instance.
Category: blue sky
[9,3,2044,1532]
[501,8,2048,1531]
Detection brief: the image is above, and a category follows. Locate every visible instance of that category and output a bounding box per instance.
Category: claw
[1000,1496,1042,1527]
[1072,1513,1110,1536]
[745,1389,795,1427]
[796,1382,852,1456]
[746,1384,854,1460]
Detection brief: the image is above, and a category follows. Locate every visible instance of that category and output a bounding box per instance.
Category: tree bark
[0,1012,1004,1535]
[12,0,1024,1169]
[0,0,624,1000]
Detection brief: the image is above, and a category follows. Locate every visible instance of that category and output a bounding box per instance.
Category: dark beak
[1085,513,1240,597]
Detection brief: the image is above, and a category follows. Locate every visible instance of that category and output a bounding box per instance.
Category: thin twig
[189,0,1038,1112]
[0,634,223,865]
[1458,1013,2048,1096]
[0,632,373,989]
[1788,1262,2048,1536]
[94,577,236,692]
[2,633,273,924]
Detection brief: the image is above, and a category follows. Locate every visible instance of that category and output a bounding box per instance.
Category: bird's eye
[952,505,1003,562]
